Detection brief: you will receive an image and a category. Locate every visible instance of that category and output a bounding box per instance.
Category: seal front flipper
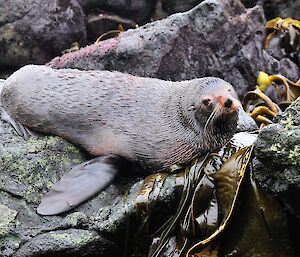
[1,110,40,139]
[37,155,125,216]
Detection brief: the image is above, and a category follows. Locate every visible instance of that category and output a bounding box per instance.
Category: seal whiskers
[1,65,246,215]
[203,107,218,135]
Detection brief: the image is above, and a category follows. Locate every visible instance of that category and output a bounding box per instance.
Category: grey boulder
[0,0,86,69]
[48,0,299,98]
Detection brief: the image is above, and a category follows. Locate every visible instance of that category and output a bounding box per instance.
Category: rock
[87,13,137,43]
[240,0,264,8]
[0,103,178,257]
[48,0,299,97]
[0,68,261,256]
[77,0,156,24]
[240,0,300,19]
[161,0,204,14]
[263,0,300,21]
[0,0,86,69]
[254,98,300,218]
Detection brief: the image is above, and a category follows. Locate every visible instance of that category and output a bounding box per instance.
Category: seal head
[1,65,245,215]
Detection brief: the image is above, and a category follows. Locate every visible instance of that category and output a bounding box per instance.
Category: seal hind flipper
[1,110,40,139]
[36,155,123,216]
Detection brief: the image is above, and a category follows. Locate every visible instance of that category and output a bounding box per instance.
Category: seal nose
[224,98,232,108]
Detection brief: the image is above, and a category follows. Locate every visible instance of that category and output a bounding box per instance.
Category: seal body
[1,65,241,214]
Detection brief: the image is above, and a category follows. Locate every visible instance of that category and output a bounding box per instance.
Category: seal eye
[202,98,211,106]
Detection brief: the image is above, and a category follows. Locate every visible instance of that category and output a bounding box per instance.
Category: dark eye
[202,98,211,106]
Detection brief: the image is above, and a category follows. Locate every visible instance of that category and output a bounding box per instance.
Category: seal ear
[37,155,123,215]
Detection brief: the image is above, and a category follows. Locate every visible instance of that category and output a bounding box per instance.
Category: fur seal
[1,65,246,215]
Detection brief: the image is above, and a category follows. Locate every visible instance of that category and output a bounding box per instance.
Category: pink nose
[215,95,237,109]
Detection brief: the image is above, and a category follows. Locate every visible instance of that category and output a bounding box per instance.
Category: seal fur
[1,65,241,215]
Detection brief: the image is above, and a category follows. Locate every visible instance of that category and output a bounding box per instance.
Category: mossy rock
[254,97,300,217]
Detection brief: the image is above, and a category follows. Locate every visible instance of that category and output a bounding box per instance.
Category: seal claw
[37,155,121,215]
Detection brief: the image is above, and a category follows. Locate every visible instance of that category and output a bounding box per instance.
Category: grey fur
[1,65,240,172]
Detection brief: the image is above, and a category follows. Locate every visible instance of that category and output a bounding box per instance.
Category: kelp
[264,17,300,64]
[186,134,255,256]
[219,169,295,257]
[134,130,296,256]
[243,71,300,126]
[95,24,125,43]
[136,132,257,257]
[242,17,300,127]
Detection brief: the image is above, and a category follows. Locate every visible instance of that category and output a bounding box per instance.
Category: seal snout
[224,98,233,108]
[215,95,239,113]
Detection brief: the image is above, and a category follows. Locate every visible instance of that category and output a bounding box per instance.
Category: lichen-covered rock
[0,105,178,257]
[254,98,300,218]
[48,0,299,97]
[0,0,86,69]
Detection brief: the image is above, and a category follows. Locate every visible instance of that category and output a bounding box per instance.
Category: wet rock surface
[254,98,300,218]
[0,0,86,70]
[48,0,299,97]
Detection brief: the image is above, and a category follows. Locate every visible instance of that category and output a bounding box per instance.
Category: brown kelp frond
[243,71,300,127]
[95,24,125,43]
[263,17,300,64]
[187,144,254,256]
[141,132,256,257]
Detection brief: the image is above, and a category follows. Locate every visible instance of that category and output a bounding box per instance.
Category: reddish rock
[48,0,299,97]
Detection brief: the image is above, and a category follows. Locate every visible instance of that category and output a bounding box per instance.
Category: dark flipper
[37,155,125,216]
[1,110,40,139]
